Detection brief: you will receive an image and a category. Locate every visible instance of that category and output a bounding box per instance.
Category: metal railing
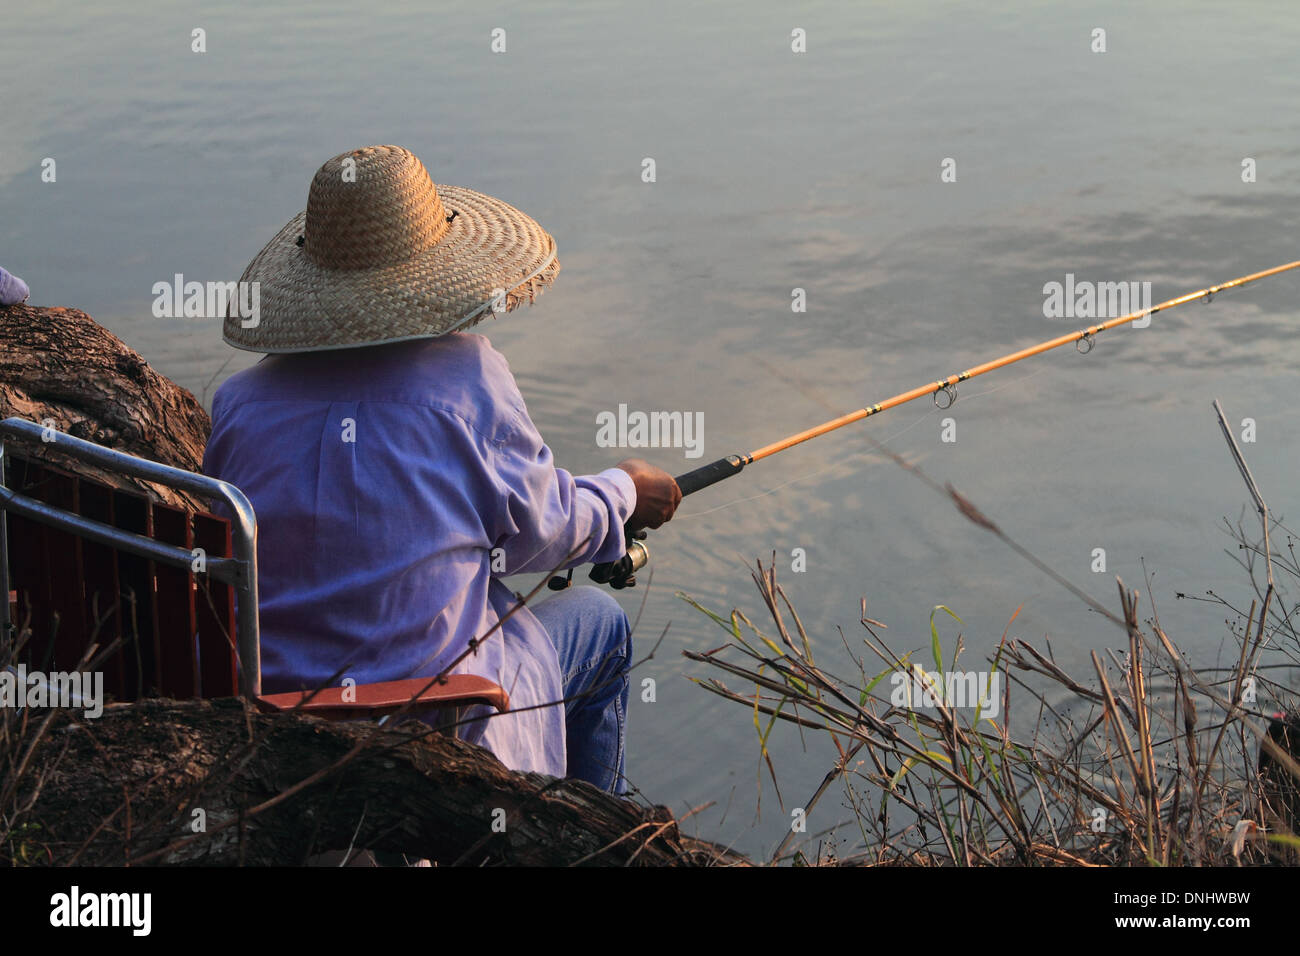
[0,417,261,696]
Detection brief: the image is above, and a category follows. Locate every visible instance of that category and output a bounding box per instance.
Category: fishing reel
[548,529,650,591]
[545,455,744,592]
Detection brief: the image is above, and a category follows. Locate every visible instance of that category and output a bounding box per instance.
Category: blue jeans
[531,586,632,794]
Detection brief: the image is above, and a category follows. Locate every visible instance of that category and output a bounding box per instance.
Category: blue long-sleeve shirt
[202,333,636,778]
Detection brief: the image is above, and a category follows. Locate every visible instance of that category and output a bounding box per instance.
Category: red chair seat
[256,674,509,719]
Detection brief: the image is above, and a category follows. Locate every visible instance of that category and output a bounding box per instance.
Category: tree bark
[0,304,212,510]
[16,698,745,866]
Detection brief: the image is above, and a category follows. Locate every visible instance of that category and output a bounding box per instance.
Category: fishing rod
[575,259,1300,590]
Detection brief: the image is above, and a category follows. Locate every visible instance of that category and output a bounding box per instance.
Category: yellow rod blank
[745,259,1300,465]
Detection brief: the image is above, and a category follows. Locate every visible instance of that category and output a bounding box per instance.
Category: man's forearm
[494,466,636,576]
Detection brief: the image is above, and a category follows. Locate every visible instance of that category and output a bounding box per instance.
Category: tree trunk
[15,698,745,866]
[0,304,212,510]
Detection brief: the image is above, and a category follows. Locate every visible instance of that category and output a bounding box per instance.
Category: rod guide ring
[933,383,957,409]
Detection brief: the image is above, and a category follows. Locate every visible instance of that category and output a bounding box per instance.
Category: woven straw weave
[223,145,559,353]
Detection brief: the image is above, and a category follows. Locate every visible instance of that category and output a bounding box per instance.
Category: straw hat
[223,145,559,352]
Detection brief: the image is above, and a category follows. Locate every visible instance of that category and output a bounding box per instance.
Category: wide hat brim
[223,183,559,353]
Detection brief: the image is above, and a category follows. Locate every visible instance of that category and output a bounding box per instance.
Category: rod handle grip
[674,455,745,497]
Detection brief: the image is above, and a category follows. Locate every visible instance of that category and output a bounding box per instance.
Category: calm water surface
[4,0,1299,857]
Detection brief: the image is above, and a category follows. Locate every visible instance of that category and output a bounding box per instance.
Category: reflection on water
[4,0,1299,856]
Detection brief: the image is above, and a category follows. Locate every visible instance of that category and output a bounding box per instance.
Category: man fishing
[203,144,681,795]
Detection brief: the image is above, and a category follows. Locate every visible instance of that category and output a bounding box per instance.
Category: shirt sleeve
[487,418,637,577]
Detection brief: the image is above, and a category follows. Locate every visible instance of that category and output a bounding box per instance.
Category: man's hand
[616,458,682,531]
